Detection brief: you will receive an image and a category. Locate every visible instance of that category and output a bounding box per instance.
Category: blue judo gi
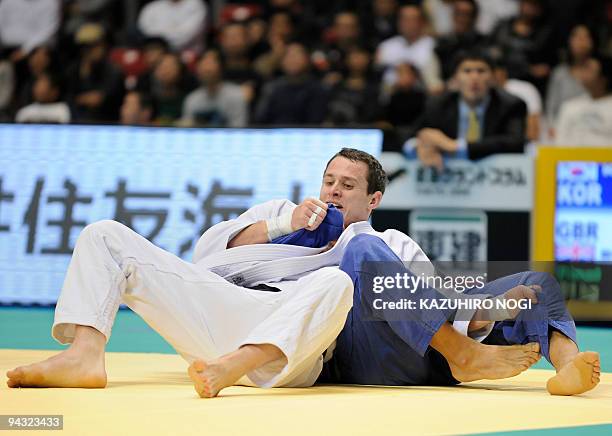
[270,207,577,386]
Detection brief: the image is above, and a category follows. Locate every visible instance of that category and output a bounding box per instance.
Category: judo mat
[1,308,611,436]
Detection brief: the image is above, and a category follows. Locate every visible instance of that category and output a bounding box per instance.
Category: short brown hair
[325,148,388,195]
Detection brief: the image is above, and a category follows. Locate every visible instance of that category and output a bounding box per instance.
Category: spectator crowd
[1,0,611,157]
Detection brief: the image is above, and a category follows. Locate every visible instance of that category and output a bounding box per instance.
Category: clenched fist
[292,198,328,231]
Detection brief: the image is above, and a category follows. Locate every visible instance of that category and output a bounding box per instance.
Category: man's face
[398,6,423,41]
[154,54,181,85]
[334,13,360,43]
[220,24,248,57]
[33,76,57,103]
[570,26,594,60]
[453,0,476,34]
[143,44,166,68]
[519,0,542,21]
[374,0,397,17]
[455,59,492,104]
[580,58,605,93]
[197,52,221,83]
[319,157,381,227]
[282,44,309,76]
[346,49,370,74]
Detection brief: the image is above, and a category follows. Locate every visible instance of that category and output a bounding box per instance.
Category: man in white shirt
[138,0,207,52]
[494,60,543,141]
[182,49,247,127]
[376,4,442,93]
[475,0,519,35]
[556,56,612,146]
[0,0,60,58]
[15,72,70,124]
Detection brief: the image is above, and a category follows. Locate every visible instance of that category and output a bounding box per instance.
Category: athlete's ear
[368,191,383,211]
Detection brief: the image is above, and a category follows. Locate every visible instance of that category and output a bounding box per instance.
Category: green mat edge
[1,307,611,372]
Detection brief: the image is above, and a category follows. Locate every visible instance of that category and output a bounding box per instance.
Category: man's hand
[76,91,104,108]
[228,198,328,248]
[418,128,458,152]
[291,198,327,231]
[416,141,444,171]
[469,284,540,332]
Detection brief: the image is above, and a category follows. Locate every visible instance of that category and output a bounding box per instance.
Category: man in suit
[410,49,527,169]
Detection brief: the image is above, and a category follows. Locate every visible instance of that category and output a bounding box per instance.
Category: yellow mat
[2,349,611,436]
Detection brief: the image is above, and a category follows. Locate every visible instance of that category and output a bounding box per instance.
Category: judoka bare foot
[546,331,601,395]
[188,344,285,398]
[547,329,600,395]
[431,323,540,382]
[447,342,541,382]
[6,326,106,388]
[188,360,237,398]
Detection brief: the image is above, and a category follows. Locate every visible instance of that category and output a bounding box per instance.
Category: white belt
[220,222,376,286]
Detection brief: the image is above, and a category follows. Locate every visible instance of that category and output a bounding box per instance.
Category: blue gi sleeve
[270,205,344,248]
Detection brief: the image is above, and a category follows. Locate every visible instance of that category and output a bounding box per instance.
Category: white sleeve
[22,0,60,53]
[555,102,573,145]
[227,88,247,127]
[523,83,543,114]
[192,199,296,263]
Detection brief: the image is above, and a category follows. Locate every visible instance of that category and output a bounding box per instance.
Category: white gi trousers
[52,220,353,388]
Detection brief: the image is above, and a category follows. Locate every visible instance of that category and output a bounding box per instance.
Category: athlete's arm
[227,221,269,248]
[227,198,328,248]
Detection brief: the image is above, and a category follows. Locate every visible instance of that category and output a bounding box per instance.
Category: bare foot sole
[188,360,235,398]
[450,342,541,382]
[6,350,106,388]
[547,351,601,396]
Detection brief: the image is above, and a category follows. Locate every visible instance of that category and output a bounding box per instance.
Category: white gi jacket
[193,199,489,340]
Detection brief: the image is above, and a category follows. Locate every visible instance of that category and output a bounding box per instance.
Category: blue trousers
[319,234,577,386]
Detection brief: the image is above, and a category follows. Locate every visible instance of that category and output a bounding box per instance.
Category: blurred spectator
[120,91,155,125]
[150,52,196,124]
[376,4,443,94]
[317,11,364,78]
[474,0,519,35]
[254,42,329,124]
[546,24,596,127]
[15,72,70,123]
[490,0,555,91]
[0,52,15,120]
[556,56,612,146]
[219,22,251,81]
[435,0,486,81]
[494,60,543,141]
[64,0,118,36]
[137,0,207,52]
[218,22,260,104]
[0,0,60,61]
[407,49,526,168]
[363,0,398,47]
[15,46,58,110]
[65,23,124,123]
[325,46,379,125]
[383,62,426,128]
[133,37,170,91]
[253,12,295,79]
[424,0,454,36]
[246,17,269,59]
[182,49,247,127]
[262,0,319,46]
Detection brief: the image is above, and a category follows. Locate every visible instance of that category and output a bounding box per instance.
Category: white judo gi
[52,199,479,388]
